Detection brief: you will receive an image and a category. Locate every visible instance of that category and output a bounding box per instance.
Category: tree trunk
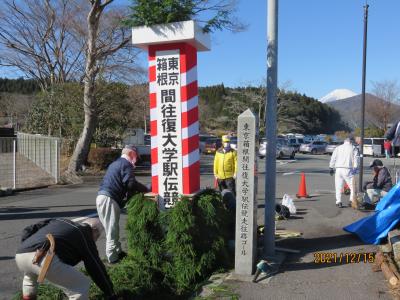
[67,1,102,173]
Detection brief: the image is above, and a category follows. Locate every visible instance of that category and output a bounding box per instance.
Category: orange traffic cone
[296,172,310,198]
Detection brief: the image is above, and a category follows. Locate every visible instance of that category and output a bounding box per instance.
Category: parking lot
[0,153,395,299]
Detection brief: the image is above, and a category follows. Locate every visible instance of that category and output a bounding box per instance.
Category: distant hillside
[199,85,349,134]
[327,93,400,129]
[0,77,39,94]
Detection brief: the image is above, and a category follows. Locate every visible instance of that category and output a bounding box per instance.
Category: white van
[363,138,384,157]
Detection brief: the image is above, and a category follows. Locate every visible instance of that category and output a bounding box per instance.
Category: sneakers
[109,251,127,265]
[336,202,343,208]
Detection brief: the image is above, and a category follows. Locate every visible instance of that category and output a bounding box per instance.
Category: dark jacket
[17,219,114,297]
[365,166,393,192]
[98,157,148,207]
[385,120,400,146]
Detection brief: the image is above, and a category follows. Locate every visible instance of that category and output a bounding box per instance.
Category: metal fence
[0,133,60,190]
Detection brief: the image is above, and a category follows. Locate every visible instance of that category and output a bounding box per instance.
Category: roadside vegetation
[13,190,234,299]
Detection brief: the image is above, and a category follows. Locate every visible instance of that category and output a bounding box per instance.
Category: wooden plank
[387,255,400,283]
[372,252,384,272]
[388,229,400,262]
[379,243,393,253]
[381,261,399,287]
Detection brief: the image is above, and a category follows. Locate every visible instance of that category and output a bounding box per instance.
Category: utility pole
[264,0,278,258]
[359,3,369,192]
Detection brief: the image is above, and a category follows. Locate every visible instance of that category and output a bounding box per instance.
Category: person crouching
[15,218,116,300]
[361,159,393,207]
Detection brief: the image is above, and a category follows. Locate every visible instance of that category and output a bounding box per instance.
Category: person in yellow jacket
[214,135,238,194]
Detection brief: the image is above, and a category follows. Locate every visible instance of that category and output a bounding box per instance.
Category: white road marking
[277,159,297,165]
[282,171,300,176]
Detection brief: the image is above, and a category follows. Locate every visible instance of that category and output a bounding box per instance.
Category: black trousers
[217,177,236,195]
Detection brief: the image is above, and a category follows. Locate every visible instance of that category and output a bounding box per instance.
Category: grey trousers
[15,252,90,299]
[96,194,122,263]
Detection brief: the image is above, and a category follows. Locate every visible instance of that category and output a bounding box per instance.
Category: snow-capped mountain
[319,89,357,103]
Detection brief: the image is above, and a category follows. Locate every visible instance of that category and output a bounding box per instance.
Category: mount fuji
[319,89,357,103]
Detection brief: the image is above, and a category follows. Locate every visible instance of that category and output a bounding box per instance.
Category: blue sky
[2,0,399,100]
[192,0,400,99]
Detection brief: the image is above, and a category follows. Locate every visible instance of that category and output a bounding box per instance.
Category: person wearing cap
[329,136,359,208]
[15,218,116,300]
[361,159,393,207]
[96,145,149,264]
[213,135,238,195]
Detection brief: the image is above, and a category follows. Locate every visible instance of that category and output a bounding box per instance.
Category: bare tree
[0,0,85,90]
[0,93,34,129]
[127,83,149,132]
[67,0,143,173]
[370,79,400,130]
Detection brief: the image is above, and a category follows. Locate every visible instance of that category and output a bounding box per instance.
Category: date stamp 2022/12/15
[314,252,375,264]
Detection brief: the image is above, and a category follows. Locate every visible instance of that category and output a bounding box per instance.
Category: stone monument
[235,109,258,275]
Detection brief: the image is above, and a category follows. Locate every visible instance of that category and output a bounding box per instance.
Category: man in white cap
[329,136,359,208]
[96,145,149,264]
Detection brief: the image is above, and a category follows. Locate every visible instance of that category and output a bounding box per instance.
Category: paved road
[226,154,394,300]
[0,154,395,299]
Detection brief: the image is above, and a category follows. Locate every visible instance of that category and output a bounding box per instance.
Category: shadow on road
[0,208,96,221]
[274,233,367,271]
[0,207,46,213]
[0,256,14,261]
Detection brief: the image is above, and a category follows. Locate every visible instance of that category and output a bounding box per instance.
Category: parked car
[287,137,304,153]
[325,141,342,155]
[204,137,222,154]
[299,141,327,154]
[199,134,215,153]
[259,138,296,159]
[277,139,296,159]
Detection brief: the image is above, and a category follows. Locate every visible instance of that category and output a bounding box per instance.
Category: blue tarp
[343,182,400,244]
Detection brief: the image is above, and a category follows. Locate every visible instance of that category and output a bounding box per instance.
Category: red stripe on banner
[150,93,157,109]
[152,175,158,194]
[149,65,156,82]
[180,44,197,73]
[181,81,198,102]
[182,161,200,194]
[181,107,198,128]
[182,134,199,156]
[150,120,157,137]
[151,147,158,164]
[149,49,156,61]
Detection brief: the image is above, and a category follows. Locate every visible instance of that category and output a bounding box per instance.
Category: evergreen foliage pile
[125,194,165,294]
[164,189,231,295]
[15,190,233,299]
[124,0,242,33]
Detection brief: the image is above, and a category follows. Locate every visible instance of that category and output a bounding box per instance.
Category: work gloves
[329,168,335,176]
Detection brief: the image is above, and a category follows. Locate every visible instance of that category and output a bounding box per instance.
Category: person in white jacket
[329,137,359,208]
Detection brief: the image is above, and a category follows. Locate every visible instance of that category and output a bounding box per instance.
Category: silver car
[259,138,296,159]
[325,141,342,155]
[299,141,328,154]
